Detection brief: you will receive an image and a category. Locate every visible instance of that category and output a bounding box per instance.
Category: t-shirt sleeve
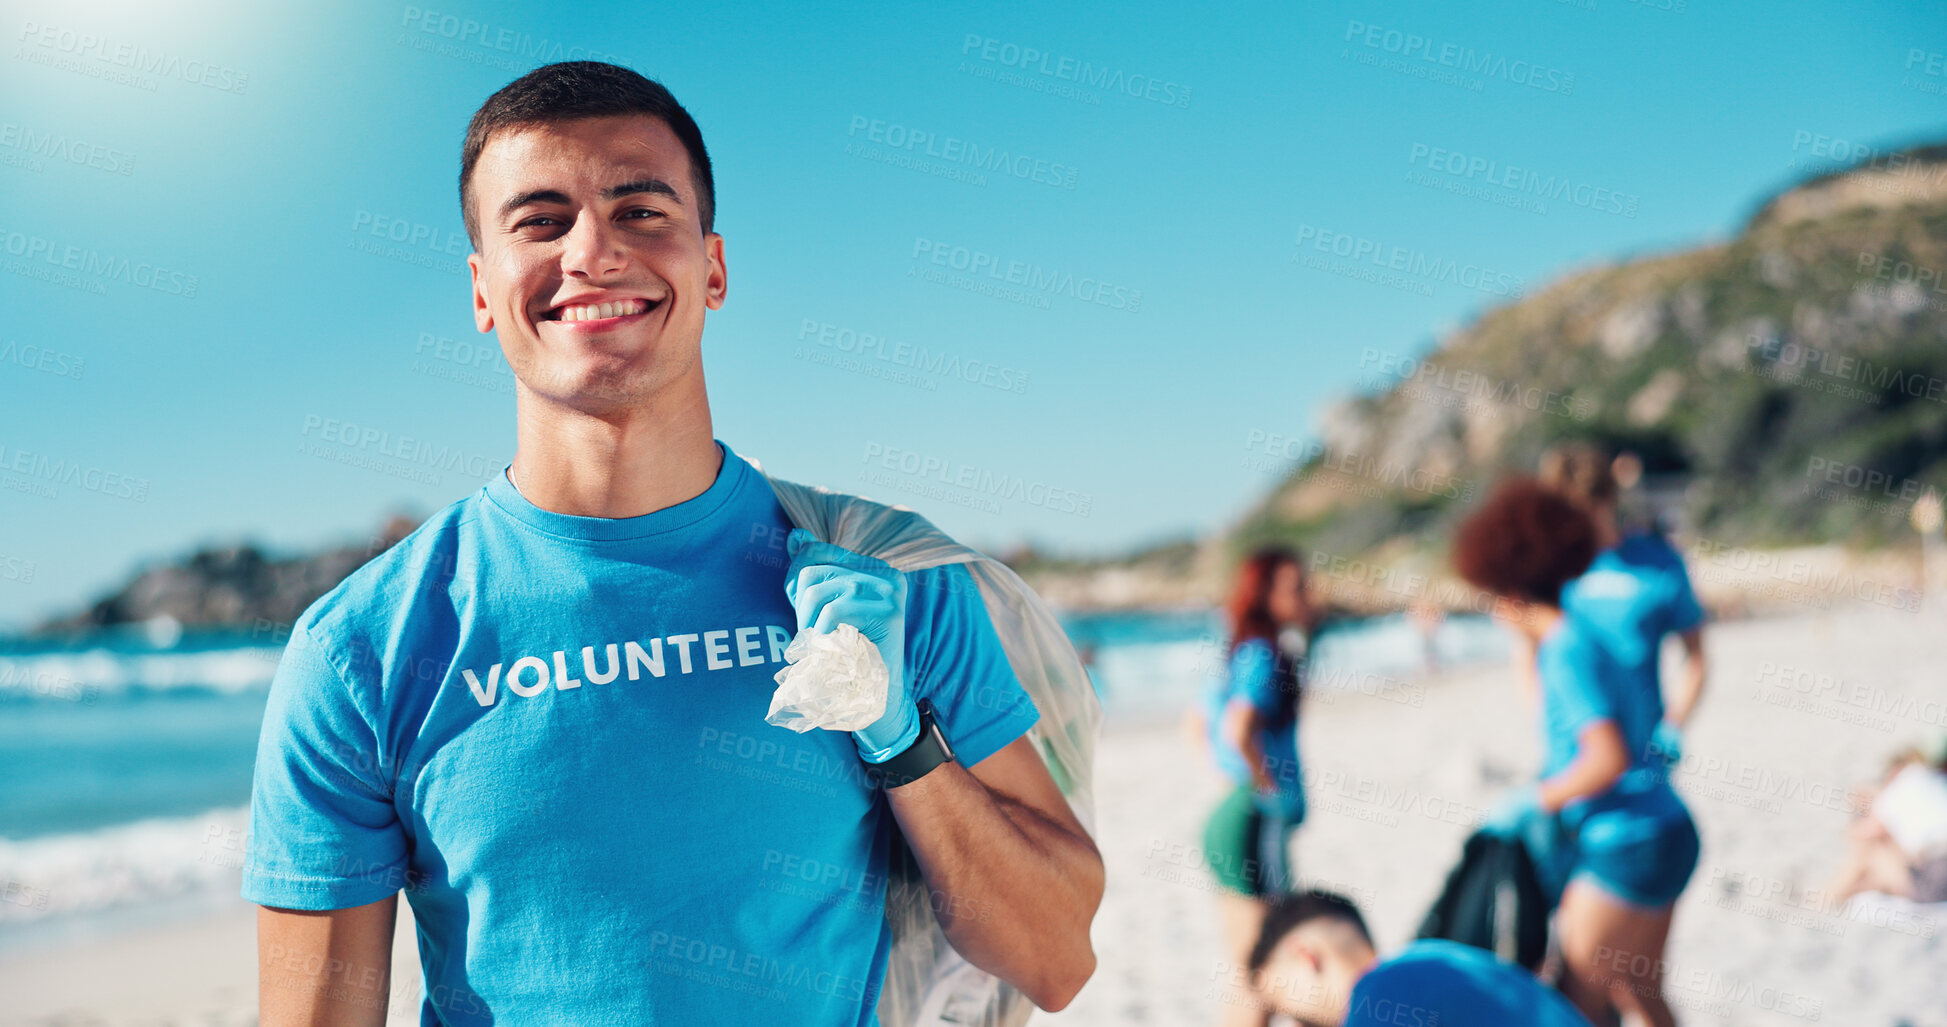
[1658,541,1706,636]
[903,563,1041,769]
[1542,635,1616,744]
[241,620,409,911]
[1229,639,1280,715]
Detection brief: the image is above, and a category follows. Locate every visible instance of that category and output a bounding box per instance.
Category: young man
[1247,891,1591,1027]
[243,61,1101,1025]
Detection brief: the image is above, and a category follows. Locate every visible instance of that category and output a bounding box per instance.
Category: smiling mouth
[539,298,660,322]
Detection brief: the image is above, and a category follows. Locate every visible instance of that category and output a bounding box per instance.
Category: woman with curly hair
[1453,479,1700,1027]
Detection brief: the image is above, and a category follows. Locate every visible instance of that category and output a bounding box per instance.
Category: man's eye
[623,208,666,220]
[518,215,563,229]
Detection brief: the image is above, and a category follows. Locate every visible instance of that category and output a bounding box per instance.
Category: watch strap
[869,698,954,789]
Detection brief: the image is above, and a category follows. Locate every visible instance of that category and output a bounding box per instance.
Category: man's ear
[703,232,727,311]
[469,252,493,333]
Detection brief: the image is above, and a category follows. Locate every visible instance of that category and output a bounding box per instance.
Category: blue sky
[2,0,1944,630]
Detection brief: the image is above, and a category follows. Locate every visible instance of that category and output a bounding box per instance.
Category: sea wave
[0,646,282,697]
[0,805,249,924]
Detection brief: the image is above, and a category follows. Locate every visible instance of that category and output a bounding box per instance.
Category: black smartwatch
[868,698,955,789]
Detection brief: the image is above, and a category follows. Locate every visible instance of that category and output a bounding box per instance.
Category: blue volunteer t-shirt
[1346,939,1592,1027]
[1201,638,1304,820]
[241,440,1040,1026]
[1536,615,1682,824]
[1560,532,1703,711]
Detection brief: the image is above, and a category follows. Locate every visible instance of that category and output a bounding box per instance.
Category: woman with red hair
[1453,479,1699,1027]
[1188,544,1318,1027]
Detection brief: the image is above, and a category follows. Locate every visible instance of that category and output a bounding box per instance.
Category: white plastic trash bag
[750,456,1101,1027]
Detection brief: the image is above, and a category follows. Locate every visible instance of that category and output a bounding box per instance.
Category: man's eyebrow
[498,178,684,223]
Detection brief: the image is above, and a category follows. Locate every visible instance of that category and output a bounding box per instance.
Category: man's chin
[516,357,681,412]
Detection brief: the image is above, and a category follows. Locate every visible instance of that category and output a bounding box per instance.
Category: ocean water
[0,610,1507,944]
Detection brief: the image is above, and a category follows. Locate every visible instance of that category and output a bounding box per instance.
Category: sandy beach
[5,603,1944,1025]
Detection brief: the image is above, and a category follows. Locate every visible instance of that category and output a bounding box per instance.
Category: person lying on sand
[1246,889,1591,1026]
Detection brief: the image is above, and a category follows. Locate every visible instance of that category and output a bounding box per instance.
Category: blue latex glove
[1648,720,1683,769]
[1481,783,1540,837]
[782,528,919,763]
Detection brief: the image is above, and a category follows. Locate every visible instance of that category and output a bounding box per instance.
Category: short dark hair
[1451,477,1599,606]
[459,61,714,248]
[1248,890,1372,972]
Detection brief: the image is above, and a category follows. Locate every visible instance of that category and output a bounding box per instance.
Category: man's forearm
[884,757,1103,1011]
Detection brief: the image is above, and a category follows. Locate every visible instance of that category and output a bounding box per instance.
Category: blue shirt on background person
[1201,635,1306,822]
[1560,531,1704,718]
[1345,939,1591,1027]
[241,440,1040,1026]
[1535,615,1699,909]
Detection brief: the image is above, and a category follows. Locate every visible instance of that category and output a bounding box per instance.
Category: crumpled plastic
[766,623,890,733]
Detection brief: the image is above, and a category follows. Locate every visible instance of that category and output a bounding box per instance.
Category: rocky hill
[33,516,418,636]
[1021,143,1947,610]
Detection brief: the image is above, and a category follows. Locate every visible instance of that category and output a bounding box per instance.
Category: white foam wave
[0,647,282,697]
[0,806,250,924]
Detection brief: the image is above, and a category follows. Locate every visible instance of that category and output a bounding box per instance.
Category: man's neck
[506,378,721,519]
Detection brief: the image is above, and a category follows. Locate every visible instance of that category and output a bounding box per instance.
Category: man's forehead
[478,117,682,182]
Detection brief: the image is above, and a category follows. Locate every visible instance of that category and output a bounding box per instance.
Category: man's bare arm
[884,735,1104,1011]
[258,893,397,1026]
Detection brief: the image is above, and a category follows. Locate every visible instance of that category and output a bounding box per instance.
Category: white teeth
[553,299,649,322]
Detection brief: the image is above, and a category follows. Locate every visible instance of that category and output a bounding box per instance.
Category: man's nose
[560,212,626,278]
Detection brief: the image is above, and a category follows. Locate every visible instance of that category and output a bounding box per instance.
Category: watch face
[919,699,955,761]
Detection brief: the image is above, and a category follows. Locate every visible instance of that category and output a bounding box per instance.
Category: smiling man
[243,61,1101,1025]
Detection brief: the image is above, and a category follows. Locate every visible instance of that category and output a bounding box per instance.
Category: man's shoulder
[295,491,480,647]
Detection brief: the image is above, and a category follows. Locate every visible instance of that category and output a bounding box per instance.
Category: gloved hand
[1648,720,1683,769]
[1481,783,1541,837]
[783,528,919,763]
